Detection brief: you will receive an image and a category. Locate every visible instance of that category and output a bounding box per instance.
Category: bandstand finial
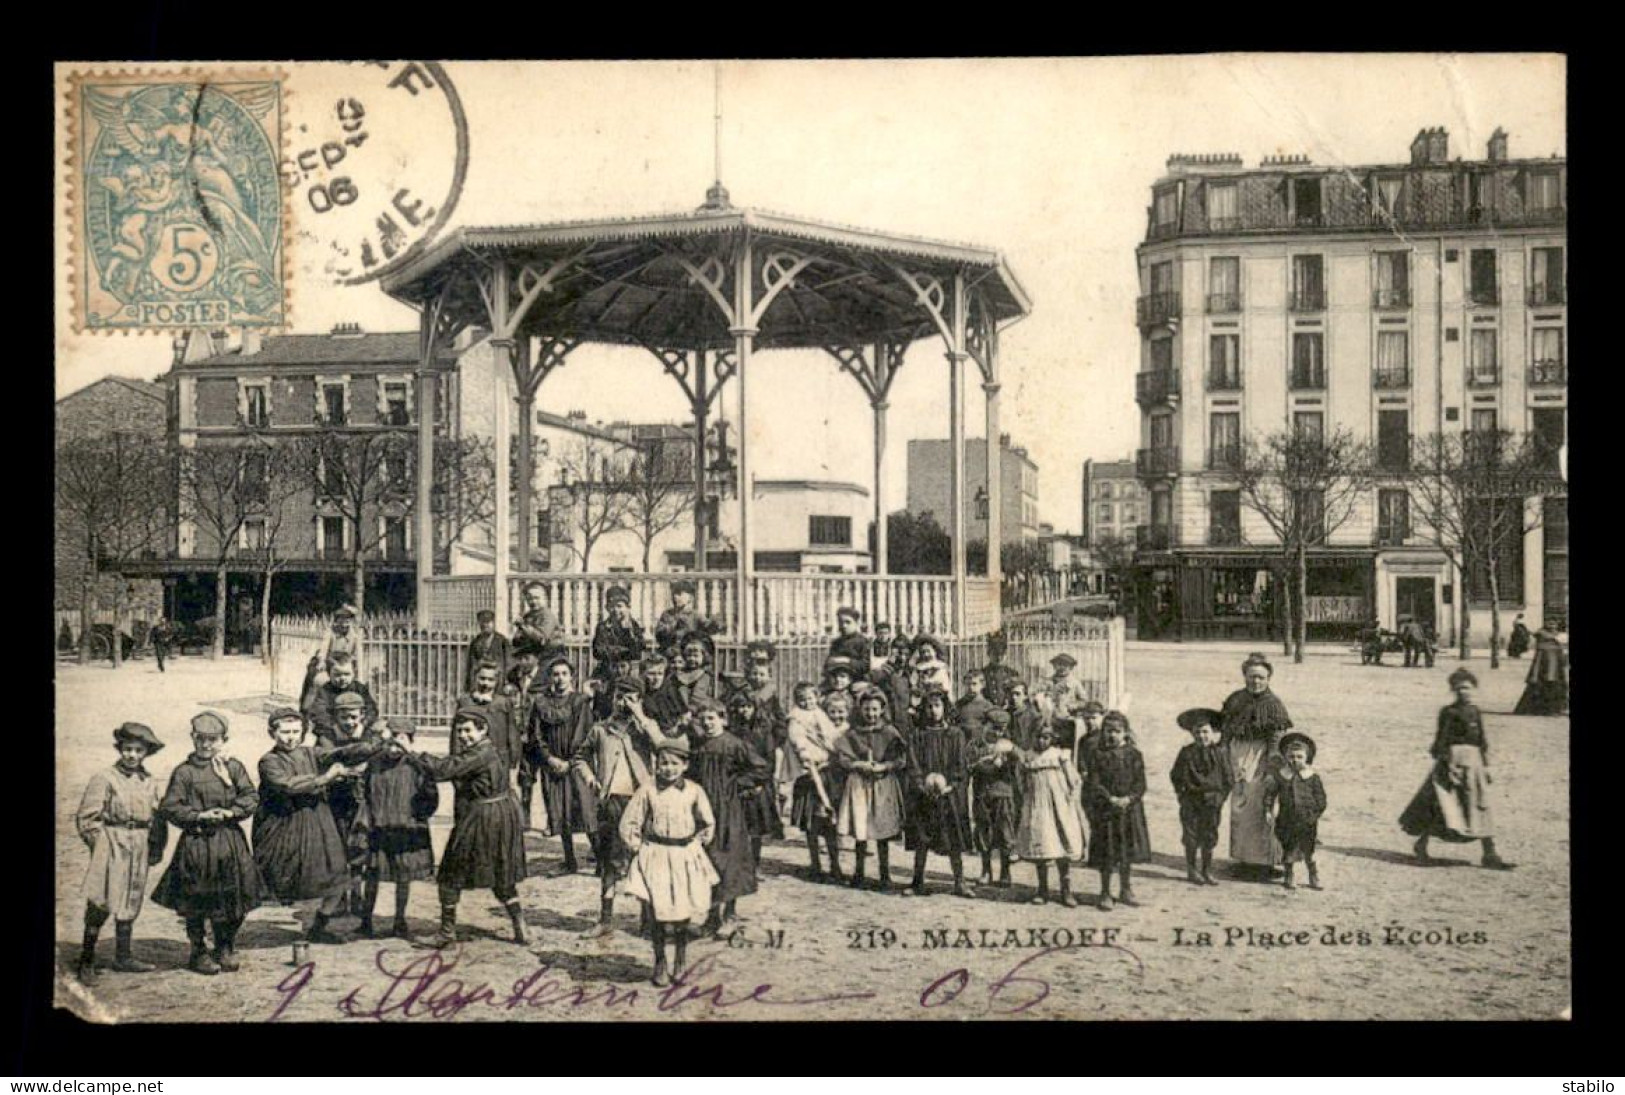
[698,64,734,213]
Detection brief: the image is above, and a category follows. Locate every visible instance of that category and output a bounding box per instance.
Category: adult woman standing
[1513,623,1568,716]
[1219,653,1293,878]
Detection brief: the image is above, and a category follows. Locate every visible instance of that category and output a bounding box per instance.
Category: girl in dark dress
[528,656,599,875]
[1263,732,1327,890]
[401,710,529,947]
[252,707,382,943]
[833,691,908,892]
[361,719,439,938]
[901,687,976,898]
[1084,711,1151,910]
[152,712,264,976]
[727,688,785,862]
[1401,669,1513,870]
[590,586,648,718]
[680,697,771,934]
[1170,707,1234,886]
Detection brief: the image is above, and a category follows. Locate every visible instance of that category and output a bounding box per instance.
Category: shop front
[1136,549,1376,643]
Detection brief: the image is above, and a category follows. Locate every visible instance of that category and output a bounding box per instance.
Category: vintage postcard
[53,56,1569,1023]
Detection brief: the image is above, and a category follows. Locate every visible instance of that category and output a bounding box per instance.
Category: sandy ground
[53,646,1570,1023]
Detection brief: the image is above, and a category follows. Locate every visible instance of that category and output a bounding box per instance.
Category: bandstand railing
[749,574,955,640]
[505,572,739,641]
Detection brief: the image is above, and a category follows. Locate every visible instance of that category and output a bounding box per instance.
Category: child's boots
[1283,864,1297,890]
[1184,847,1201,885]
[214,920,241,972]
[1200,848,1218,886]
[1118,867,1139,907]
[505,900,528,945]
[849,846,867,889]
[1096,871,1114,912]
[1057,865,1078,908]
[111,922,154,973]
[433,902,459,948]
[1307,861,1322,890]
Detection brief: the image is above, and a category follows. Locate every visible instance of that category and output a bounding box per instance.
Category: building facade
[1081,458,1148,547]
[1132,127,1566,643]
[906,435,1040,547]
[125,326,460,625]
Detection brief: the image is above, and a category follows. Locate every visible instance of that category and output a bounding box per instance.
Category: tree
[175,443,273,659]
[432,434,497,570]
[554,436,635,571]
[1407,429,1561,666]
[247,437,308,663]
[1232,426,1374,664]
[294,425,416,615]
[887,510,950,575]
[55,432,169,667]
[1092,531,1137,607]
[618,436,696,572]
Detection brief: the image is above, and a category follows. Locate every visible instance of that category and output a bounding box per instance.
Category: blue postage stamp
[71,72,286,331]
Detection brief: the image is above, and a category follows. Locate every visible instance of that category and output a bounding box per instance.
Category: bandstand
[383,185,1031,641]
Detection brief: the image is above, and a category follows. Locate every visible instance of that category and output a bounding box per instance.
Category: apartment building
[906,435,1040,547]
[1081,458,1148,547]
[1132,127,1566,642]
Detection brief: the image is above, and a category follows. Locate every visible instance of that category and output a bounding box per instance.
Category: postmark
[69,71,287,332]
[283,61,467,286]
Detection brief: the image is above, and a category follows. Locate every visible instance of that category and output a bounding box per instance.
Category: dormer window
[1207,182,1239,230]
[1292,177,1323,226]
[240,380,270,428]
[1153,186,1179,229]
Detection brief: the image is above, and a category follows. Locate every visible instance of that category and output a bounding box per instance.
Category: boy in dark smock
[641,655,689,733]
[1263,732,1328,890]
[1170,707,1234,886]
[670,696,772,934]
[1083,711,1151,910]
[464,610,511,692]
[654,579,703,657]
[956,669,996,744]
[901,687,976,898]
[968,708,1020,887]
[313,690,378,912]
[528,654,599,874]
[304,652,378,738]
[590,585,647,718]
[728,687,785,856]
[828,607,872,681]
[361,719,438,938]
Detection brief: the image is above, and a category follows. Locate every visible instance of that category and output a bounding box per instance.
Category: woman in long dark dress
[1400,668,1513,870]
[1513,626,1568,715]
[252,707,383,942]
[901,687,976,898]
[151,712,264,976]
[403,710,529,947]
[678,696,771,934]
[727,688,785,859]
[1219,653,1293,877]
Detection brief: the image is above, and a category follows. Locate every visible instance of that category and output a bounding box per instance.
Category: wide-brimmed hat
[836,606,863,622]
[1177,707,1224,732]
[823,655,855,675]
[451,707,489,729]
[1050,653,1078,670]
[475,609,496,623]
[113,722,164,754]
[1278,732,1316,762]
[334,604,357,619]
[913,635,946,663]
[190,711,229,738]
[612,676,645,697]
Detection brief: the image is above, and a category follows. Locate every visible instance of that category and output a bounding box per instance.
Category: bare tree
[1407,429,1560,667]
[247,437,308,663]
[433,434,497,569]
[554,436,634,571]
[55,433,170,667]
[618,437,696,571]
[294,426,416,615]
[175,444,266,659]
[1232,426,1374,664]
[1092,531,1137,607]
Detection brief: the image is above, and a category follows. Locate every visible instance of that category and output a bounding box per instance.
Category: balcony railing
[1294,211,1326,229]
[1135,524,1174,550]
[1142,200,1565,240]
[1136,446,1180,478]
[1466,367,1500,389]
[1373,366,1410,390]
[1206,445,1242,471]
[1528,284,1566,307]
[1135,369,1181,405]
[1524,205,1566,225]
[321,545,349,561]
[1372,288,1411,310]
[1207,216,1243,233]
[1136,291,1182,328]
[1528,359,1567,387]
[1207,368,1242,392]
[1207,525,1244,547]
[1467,285,1500,307]
[1374,525,1411,548]
[1289,366,1327,391]
[1288,287,1326,312]
[1206,292,1241,314]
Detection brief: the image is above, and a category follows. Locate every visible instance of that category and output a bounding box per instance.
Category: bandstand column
[984,381,1002,587]
[490,338,514,634]
[872,392,889,576]
[948,274,969,637]
[731,235,757,639]
[693,350,710,573]
[414,318,436,628]
[513,337,534,574]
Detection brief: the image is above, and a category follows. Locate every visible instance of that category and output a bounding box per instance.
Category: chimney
[171,333,190,367]
[1487,127,1508,163]
[209,329,229,356]
[330,322,364,338]
[1410,126,1449,166]
[241,329,263,356]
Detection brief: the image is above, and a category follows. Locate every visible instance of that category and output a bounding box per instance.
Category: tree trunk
[641,528,652,572]
[78,574,94,666]
[1486,564,1502,670]
[1458,595,1472,662]
[353,553,367,617]
[110,581,125,669]
[1294,543,1308,664]
[213,564,228,660]
[1279,559,1293,656]
[260,566,275,665]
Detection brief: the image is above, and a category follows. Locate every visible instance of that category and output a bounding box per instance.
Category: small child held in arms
[1015,721,1086,906]
[620,737,719,986]
[783,681,844,881]
[1170,707,1234,886]
[1264,732,1327,890]
[1083,711,1150,910]
[74,723,169,982]
[362,719,439,937]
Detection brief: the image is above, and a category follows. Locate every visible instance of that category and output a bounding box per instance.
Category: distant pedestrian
[1263,732,1327,890]
[1402,668,1513,870]
[1507,615,1531,659]
[1513,624,1568,716]
[150,618,173,673]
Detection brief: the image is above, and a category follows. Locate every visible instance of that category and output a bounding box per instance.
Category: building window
[241,382,270,428]
[1209,490,1241,545]
[1292,177,1323,226]
[1149,260,1175,297]
[1468,250,1498,305]
[1543,497,1568,628]
[1290,254,1325,311]
[1530,247,1564,305]
[1374,175,1404,217]
[1208,412,1240,470]
[1153,188,1179,231]
[1527,171,1561,213]
[1374,251,1410,308]
[1097,504,1112,525]
[1377,409,1409,472]
[384,450,410,496]
[1290,332,1325,389]
[1207,183,1239,230]
[1150,489,1171,528]
[1208,334,1241,390]
[320,382,348,425]
[1293,488,1326,544]
[1377,489,1410,545]
[1212,568,1272,618]
[382,380,412,426]
[242,517,267,552]
[1150,336,1174,373]
[808,515,851,547]
[1207,256,1240,312]
[1470,408,1498,435]
[1531,408,1565,474]
[1465,497,1524,604]
[1469,329,1499,386]
[241,450,269,505]
[1531,328,1565,386]
[1375,330,1409,388]
[1293,411,1324,442]
[383,515,409,559]
[318,455,344,498]
[1149,413,1174,450]
[320,515,346,558]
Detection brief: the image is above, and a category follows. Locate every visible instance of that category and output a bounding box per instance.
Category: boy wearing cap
[300,606,362,711]
[515,582,565,664]
[464,610,511,693]
[1263,732,1327,890]
[591,585,647,717]
[152,712,264,975]
[304,652,378,740]
[828,607,872,681]
[573,678,666,937]
[821,655,857,710]
[968,709,1019,888]
[75,723,169,981]
[956,669,996,744]
[456,662,521,774]
[655,580,702,656]
[526,654,598,873]
[1170,708,1235,886]
[1042,653,1089,724]
[313,689,379,914]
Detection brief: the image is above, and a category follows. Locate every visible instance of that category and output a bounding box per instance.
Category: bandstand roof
[380,205,1031,351]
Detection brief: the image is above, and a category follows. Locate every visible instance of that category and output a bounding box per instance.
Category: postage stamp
[68,71,287,332]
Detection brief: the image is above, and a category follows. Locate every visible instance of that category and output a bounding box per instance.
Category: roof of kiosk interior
[381,202,1031,352]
